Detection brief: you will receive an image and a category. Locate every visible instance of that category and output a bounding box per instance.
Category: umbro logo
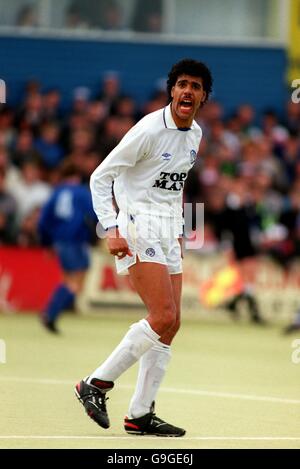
[162,152,172,161]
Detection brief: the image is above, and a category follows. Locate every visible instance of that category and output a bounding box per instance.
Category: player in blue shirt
[38,160,97,333]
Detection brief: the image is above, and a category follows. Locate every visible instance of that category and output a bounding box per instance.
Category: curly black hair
[167,58,213,106]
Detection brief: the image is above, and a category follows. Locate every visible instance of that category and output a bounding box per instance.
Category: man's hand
[106,227,133,260]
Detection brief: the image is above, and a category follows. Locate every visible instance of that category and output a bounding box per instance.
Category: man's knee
[167,314,181,340]
[149,302,176,334]
[65,272,85,294]
[161,311,176,332]
[157,312,181,345]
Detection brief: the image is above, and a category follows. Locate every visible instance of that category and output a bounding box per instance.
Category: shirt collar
[163,103,195,131]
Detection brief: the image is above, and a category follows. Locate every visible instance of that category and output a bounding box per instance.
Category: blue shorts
[54,242,90,272]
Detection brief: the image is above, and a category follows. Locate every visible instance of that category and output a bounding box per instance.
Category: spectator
[71,86,91,114]
[284,101,300,135]
[68,127,96,158]
[262,109,289,145]
[11,129,42,168]
[236,104,261,139]
[0,168,16,244]
[279,135,300,185]
[67,0,124,30]
[15,4,38,27]
[10,160,52,223]
[86,100,108,132]
[132,0,162,32]
[142,84,168,115]
[111,95,137,119]
[16,92,44,134]
[99,115,134,156]
[64,5,88,29]
[101,1,124,30]
[0,145,20,191]
[98,71,121,115]
[0,106,16,148]
[34,121,64,170]
[16,207,41,247]
[42,88,62,122]
[268,188,300,268]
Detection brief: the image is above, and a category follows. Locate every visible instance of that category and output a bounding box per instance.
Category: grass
[0,311,299,449]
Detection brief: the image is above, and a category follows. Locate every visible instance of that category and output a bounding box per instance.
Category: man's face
[171,74,206,127]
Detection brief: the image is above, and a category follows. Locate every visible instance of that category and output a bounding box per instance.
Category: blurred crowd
[185,100,300,270]
[0,73,300,271]
[15,1,163,33]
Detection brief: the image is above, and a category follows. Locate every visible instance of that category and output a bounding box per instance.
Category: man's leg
[42,271,85,333]
[128,273,182,418]
[239,258,266,324]
[76,262,178,430]
[124,271,185,436]
[88,261,176,383]
[160,273,182,344]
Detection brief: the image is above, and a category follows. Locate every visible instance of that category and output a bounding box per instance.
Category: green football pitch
[0,311,299,449]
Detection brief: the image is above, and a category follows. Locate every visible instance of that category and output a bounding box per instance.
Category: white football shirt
[90,103,202,230]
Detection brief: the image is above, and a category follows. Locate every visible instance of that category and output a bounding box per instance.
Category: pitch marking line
[0,436,299,441]
[0,376,299,405]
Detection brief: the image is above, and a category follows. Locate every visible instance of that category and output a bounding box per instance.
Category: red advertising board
[0,247,62,312]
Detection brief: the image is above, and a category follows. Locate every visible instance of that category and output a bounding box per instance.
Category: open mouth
[179,99,193,112]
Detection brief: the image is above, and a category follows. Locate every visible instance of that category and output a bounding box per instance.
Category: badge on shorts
[145,248,155,257]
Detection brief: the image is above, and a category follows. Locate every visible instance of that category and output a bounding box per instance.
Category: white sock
[88,319,160,383]
[128,342,171,419]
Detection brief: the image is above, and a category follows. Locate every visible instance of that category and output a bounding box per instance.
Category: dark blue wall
[0,35,287,118]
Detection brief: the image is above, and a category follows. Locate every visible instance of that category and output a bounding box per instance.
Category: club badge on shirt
[190,150,197,165]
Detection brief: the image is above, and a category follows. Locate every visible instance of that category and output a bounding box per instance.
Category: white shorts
[115,211,183,276]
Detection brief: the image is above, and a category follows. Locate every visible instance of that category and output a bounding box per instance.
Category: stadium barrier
[79,248,299,322]
[0,247,62,312]
[0,246,298,321]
